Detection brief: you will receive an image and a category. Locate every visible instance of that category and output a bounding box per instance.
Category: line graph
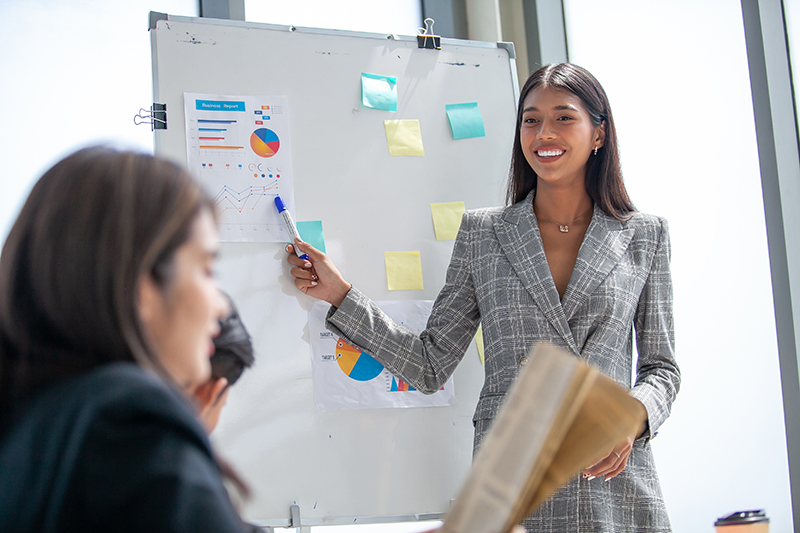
[213,182,279,215]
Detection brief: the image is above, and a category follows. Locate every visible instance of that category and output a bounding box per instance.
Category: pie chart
[335,338,383,381]
[250,128,280,158]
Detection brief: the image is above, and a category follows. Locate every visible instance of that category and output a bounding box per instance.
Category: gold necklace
[534,205,593,233]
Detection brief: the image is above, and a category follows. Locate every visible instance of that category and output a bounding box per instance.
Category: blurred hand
[582,399,647,481]
[285,239,351,307]
[581,433,635,482]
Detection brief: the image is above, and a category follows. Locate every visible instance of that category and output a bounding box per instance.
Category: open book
[441,342,643,533]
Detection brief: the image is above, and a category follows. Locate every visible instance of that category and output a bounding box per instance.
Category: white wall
[563,0,792,531]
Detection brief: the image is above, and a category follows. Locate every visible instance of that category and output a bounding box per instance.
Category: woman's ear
[194,377,228,410]
[594,120,607,149]
[137,275,160,325]
[194,378,229,433]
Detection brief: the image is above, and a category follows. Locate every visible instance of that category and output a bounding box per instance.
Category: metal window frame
[199,0,245,21]
[522,0,568,69]
[742,0,800,528]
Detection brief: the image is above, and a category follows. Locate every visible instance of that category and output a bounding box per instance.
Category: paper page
[307,300,455,410]
[441,343,593,533]
[184,93,296,242]
[526,374,643,512]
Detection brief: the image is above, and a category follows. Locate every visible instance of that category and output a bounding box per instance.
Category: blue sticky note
[297,220,326,254]
[445,102,486,140]
[361,73,398,112]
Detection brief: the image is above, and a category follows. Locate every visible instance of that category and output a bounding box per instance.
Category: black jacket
[0,362,248,532]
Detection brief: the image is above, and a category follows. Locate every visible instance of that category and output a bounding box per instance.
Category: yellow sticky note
[384,119,424,156]
[430,201,466,241]
[474,325,485,365]
[385,251,424,290]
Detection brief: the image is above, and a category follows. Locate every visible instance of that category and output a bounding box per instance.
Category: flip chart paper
[445,102,485,140]
[297,220,326,253]
[384,119,424,156]
[361,73,398,112]
[430,201,466,241]
[385,251,424,290]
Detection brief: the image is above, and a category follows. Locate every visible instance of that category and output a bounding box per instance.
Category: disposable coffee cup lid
[715,510,769,526]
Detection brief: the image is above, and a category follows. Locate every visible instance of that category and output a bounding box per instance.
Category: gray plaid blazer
[326,192,680,532]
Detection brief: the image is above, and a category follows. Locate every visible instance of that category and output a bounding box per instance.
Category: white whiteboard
[149,13,518,526]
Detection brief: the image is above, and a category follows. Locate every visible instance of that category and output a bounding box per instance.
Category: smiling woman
[285,63,679,533]
[0,147,247,532]
[508,63,633,221]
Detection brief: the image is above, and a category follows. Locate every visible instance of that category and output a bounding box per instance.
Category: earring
[593,146,598,156]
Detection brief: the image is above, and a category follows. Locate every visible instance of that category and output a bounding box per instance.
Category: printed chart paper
[184,93,296,242]
[308,300,455,410]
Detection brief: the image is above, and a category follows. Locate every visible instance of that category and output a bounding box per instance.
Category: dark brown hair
[506,63,635,220]
[0,147,212,427]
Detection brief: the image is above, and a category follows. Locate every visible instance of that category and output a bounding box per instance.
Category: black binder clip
[417,18,440,50]
[134,103,167,130]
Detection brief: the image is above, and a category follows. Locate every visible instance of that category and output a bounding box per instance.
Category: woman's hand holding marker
[286,239,351,308]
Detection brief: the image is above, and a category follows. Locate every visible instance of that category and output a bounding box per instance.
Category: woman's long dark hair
[506,63,635,220]
[0,147,212,429]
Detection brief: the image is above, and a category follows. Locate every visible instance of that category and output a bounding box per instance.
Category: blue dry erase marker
[274,195,310,261]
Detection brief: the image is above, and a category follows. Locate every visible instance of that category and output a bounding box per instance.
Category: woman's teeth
[537,150,564,157]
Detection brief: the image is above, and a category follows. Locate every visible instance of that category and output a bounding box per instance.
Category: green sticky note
[384,119,424,156]
[385,251,423,290]
[297,220,326,254]
[445,102,485,140]
[361,73,397,112]
[430,201,465,241]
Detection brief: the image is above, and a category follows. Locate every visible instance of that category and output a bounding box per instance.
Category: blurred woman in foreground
[0,147,250,532]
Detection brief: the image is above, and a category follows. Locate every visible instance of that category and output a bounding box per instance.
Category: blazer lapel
[494,195,580,354]
[561,206,635,322]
